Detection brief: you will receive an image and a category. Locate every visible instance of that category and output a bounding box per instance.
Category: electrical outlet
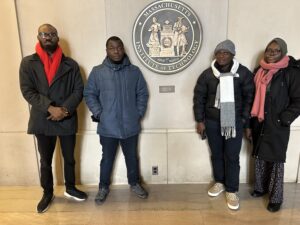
[152,166,158,175]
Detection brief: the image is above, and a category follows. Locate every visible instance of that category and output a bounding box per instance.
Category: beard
[39,40,58,53]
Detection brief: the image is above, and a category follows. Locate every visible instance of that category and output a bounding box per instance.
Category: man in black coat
[19,24,87,213]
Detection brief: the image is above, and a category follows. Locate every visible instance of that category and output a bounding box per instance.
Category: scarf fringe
[221,127,236,140]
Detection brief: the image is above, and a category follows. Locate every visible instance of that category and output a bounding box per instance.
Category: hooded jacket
[84,55,149,139]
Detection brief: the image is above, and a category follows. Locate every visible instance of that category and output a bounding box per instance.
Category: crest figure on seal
[133,0,202,74]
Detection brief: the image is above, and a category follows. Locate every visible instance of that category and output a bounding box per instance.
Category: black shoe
[64,187,87,201]
[37,193,54,213]
[130,183,148,199]
[251,190,266,198]
[267,203,281,212]
[95,187,110,205]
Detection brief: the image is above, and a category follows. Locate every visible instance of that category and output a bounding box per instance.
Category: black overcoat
[19,53,83,136]
[252,57,300,162]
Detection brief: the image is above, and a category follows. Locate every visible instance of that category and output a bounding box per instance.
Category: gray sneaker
[208,182,225,197]
[226,192,240,210]
[95,187,109,205]
[130,184,148,199]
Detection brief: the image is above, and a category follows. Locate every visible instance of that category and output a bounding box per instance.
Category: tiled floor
[0,183,299,225]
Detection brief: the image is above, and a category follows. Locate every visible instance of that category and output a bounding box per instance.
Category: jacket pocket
[270,109,289,130]
[100,90,116,112]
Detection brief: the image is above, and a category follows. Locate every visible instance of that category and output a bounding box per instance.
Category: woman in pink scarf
[250,38,300,212]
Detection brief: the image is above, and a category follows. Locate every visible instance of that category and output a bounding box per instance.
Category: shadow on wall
[246,140,255,184]
[51,38,88,185]
[253,51,264,70]
[50,40,264,186]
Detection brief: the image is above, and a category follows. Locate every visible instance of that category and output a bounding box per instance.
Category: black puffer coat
[193,62,254,128]
[252,56,300,162]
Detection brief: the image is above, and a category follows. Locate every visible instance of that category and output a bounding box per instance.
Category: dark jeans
[205,119,243,192]
[99,135,140,189]
[35,134,76,194]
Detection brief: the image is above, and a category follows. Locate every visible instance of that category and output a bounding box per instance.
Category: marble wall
[0,0,39,185]
[0,0,299,186]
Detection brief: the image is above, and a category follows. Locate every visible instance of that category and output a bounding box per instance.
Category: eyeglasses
[38,32,57,39]
[265,48,281,55]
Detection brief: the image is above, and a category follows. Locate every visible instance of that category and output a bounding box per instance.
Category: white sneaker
[208,182,225,197]
[226,192,240,210]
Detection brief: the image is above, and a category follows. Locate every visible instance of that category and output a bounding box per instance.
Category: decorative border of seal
[133,0,202,74]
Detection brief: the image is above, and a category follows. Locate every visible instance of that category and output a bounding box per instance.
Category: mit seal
[133,0,202,74]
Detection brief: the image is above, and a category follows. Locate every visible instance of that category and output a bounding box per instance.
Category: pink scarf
[35,42,62,86]
[251,56,289,121]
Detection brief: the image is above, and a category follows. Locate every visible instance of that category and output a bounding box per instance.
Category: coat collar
[103,54,131,71]
[30,53,72,87]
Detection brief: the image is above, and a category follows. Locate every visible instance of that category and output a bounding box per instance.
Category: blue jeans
[205,119,243,192]
[99,135,140,188]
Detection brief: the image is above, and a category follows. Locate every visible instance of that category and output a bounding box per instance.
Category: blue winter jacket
[84,55,149,138]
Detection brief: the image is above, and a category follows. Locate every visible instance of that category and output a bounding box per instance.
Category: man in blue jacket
[84,36,149,204]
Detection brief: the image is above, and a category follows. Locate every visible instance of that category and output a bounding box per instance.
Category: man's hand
[47,105,69,121]
[245,128,252,143]
[196,122,206,139]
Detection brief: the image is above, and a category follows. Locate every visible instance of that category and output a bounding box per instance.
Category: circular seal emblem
[133,0,202,74]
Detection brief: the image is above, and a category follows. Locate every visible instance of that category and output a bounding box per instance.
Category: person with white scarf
[193,40,254,210]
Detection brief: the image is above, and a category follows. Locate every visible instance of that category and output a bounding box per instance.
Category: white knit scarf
[211,59,240,139]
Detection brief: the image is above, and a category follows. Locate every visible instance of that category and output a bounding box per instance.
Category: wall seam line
[14,0,41,185]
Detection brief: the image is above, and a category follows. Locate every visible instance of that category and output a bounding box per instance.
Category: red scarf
[35,42,62,85]
[251,56,289,121]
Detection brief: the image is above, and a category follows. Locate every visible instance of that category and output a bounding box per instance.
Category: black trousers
[35,134,76,194]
